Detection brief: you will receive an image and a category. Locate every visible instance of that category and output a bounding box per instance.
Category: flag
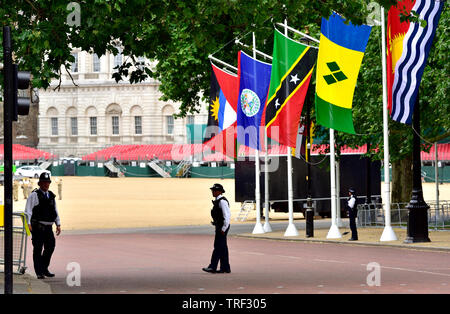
[388,0,444,124]
[291,123,306,159]
[204,62,239,158]
[236,51,272,150]
[315,12,372,134]
[265,28,317,148]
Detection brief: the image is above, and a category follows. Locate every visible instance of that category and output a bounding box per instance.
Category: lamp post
[404,94,430,243]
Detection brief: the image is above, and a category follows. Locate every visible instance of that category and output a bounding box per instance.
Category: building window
[90,117,97,135]
[70,117,78,135]
[135,116,142,135]
[71,53,78,72]
[166,116,174,135]
[137,56,145,71]
[187,115,195,125]
[114,47,123,70]
[112,116,119,135]
[51,117,58,135]
[93,54,100,72]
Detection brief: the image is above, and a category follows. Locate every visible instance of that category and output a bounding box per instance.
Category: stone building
[37,48,208,157]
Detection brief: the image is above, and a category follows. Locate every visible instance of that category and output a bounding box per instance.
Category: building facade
[38,49,208,157]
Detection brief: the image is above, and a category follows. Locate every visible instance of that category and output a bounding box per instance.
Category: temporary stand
[327,128,342,239]
[379,6,397,241]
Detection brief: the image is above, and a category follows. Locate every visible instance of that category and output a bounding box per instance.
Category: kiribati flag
[388,0,444,124]
[236,51,272,150]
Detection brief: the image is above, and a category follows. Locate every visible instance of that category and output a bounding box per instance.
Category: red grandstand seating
[81,143,450,163]
[0,144,56,161]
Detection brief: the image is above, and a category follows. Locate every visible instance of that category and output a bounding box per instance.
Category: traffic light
[12,63,31,121]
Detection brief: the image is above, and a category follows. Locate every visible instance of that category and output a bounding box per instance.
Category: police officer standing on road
[202,183,231,274]
[24,173,61,279]
[347,188,358,241]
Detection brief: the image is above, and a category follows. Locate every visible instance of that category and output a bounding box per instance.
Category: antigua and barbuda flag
[236,51,272,150]
[204,62,239,158]
[315,12,372,134]
[388,0,444,124]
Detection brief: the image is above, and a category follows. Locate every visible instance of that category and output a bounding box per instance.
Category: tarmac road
[28,223,450,294]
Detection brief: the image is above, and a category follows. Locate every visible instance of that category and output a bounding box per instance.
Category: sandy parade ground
[2,176,449,231]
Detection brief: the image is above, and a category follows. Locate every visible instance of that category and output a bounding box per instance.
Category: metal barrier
[0,212,29,274]
[357,200,450,231]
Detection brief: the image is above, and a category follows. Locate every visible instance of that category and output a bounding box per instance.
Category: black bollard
[306,197,314,237]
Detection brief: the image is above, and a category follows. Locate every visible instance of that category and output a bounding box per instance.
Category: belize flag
[236,51,272,150]
[388,0,444,124]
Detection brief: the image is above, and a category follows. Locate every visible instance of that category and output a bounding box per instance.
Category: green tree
[1,0,447,202]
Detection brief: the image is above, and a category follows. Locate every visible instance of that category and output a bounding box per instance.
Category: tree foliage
[1,0,447,179]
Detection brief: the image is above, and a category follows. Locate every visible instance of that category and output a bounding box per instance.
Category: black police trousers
[209,225,230,272]
[31,223,56,275]
[348,209,358,240]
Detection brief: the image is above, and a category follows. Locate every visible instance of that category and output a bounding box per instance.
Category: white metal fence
[357,200,450,230]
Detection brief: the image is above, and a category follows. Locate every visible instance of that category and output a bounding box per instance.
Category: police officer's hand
[221,230,225,235]
[28,224,32,232]
[56,225,61,236]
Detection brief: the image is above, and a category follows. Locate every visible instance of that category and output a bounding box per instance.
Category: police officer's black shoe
[202,267,216,273]
[43,271,55,277]
[37,274,45,279]
[217,269,231,273]
[348,238,358,241]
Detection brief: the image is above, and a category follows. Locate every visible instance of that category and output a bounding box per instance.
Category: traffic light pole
[3,26,14,295]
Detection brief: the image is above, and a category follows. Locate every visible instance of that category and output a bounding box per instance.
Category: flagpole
[208,55,238,73]
[263,130,272,232]
[327,128,341,238]
[379,6,397,242]
[283,19,298,237]
[275,22,320,45]
[252,31,265,234]
[336,159,343,227]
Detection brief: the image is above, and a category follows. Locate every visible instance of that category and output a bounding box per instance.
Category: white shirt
[348,196,356,209]
[24,189,61,226]
[216,195,231,232]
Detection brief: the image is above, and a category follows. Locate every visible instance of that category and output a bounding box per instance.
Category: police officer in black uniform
[347,188,358,241]
[24,173,61,279]
[202,183,231,274]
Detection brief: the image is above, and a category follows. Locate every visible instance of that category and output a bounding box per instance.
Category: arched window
[106,103,122,135]
[47,107,59,136]
[66,107,78,136]
[162,105,174,135]
[130,105,143,135]
[86,106,98,135]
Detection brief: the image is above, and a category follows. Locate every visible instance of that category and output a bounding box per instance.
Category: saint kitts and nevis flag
[203,62,238,158]
[315,13,372,134]
[387,0,444,124]
[265,29,318,149]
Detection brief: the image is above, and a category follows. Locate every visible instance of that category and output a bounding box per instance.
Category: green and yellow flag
[315,13,372,134]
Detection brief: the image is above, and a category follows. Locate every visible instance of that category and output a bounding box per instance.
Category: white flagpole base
[284,223,299,237]
[380,226,398,241]
[252,222,265,234]
[263,221,272,233]
[326,224,342,239]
